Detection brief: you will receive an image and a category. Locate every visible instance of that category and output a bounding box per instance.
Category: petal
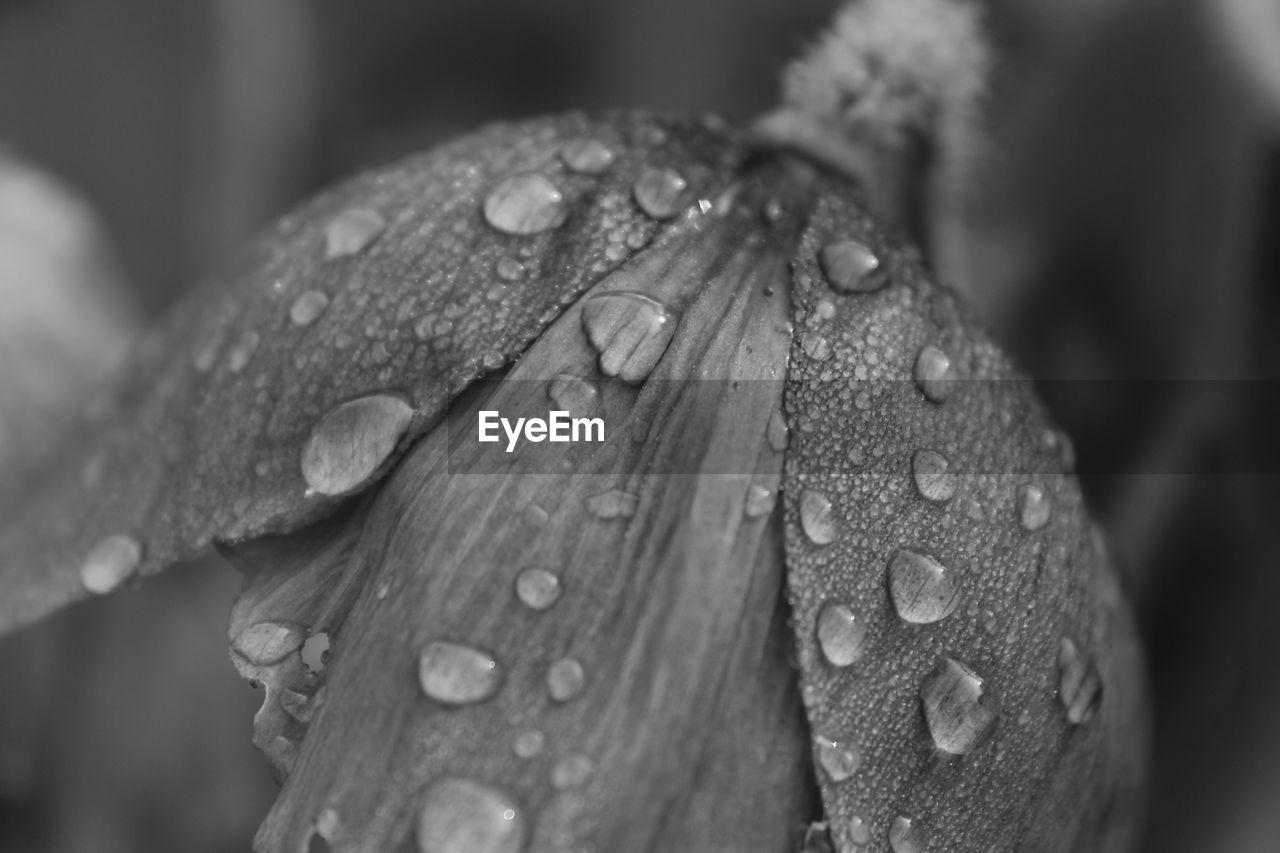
[781,182,1148,851]
[0,112,747,635]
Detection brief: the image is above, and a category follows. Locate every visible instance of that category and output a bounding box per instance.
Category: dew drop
[560,139,616,174]
[913,346,953,403]
[325,208,386,258]
[290,290,331,326]
[815,735,860,782]
[515,568,562,611]
[233,621,304,665]
[581,291,678,383]
[801,332,832,361]
[1058,638,1103,724]
[887,549,960,624]
[888,815,926,853]
[816,602,867,667]
[550,754,594,790]
[847,816,871,846]
[484,174,567,236]
[495,256,524,281]
[513,730,546,759]
[417,777,525,853]
[1018,484,1052,531]
[587,490,638,519]
[227,330,260,373]
[819,240,887,294]
[912,449,957,503]
[301,394,414,496]
[313,807,340,844]
[799,490,839,545]
[546,374,601,418]
[418,641,503,706]
[920,657,1000,755]
[744,484,776,518]
[547,657,586,702]
[633,167,688,219]
[80,534,142,594]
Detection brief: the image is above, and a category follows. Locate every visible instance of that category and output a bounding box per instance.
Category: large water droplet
[418,641,503,706]
[912,449,957,503]
[417,777,525,853]
[547,657,586,702]
[801,332,832,361]
[846,816,871,846]
[513,730,546,759]
[800,490,839,545]
[920,657,1000,754]
[815,735,860,781]
[744,484,776,518]
[560,139,616,174]
[1018,484,1052,531]
[325,208,386,258]
[581,291,678,383]
[888,815,926,853]
[550,754,594,790]
[233,621,304,665]
[633,168,688,219]
[1058,638,1103,724]
[887,549,960,624]
[301,394,414,496]
[816,602,867,667]
[515,568,562,611]
[80,534,142,594]
[546,374,601,418]
[819,240,887,294]
[913,346,953,403]
[767,409,789,452]
[290,290,331,326]
[587,490,638,519]
[227,330,260,373]
[484,174,567,235]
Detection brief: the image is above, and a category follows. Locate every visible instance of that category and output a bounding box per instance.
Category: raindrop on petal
[767,409,789,452]
[819,240,887,294]
[744,484,776,518]
[846,816,871,846]
[887,549,960,624]
[912,449,957,503]
[587,490,638,519]
[816,602,867,667]
[484,174,567,235]
[325,208,386,258]
[418,641,503,706]
[800,490,839,545]
[227,330,260,373]
[417,777,525,853]
[581,291,678,383]
[888,815,926,853]
[550,755,594,790]
[560,139,616,174]
[513,730,546,759]
[920,657,1000,755]
[633,167,688,219]
[801,332,832,361]
[815,735,860,782]
[290,290,331,326]
[547,657,586,702]
[1018,484,1052,531]
[233,621,305,665]
[913,346,953,404]
[515,568,562,611]
[1058,637,1103,724]
[301,394,414,496]
[80,534,142,594]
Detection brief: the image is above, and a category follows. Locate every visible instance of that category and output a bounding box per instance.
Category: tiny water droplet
[744,484,776,518]
[587,490,638,519]
[417,777,525,853]
[888,815,926,853]
[547,657,586,702]
[581,291,678,383]
[495,256,524,281]
[819,240,887,294]
[227,330,260,373]
[920,657,1000,754]
[233,621,304,665]
[325,208,386,258]
[484,174,567,235]
[912,449,957,503]
[801,332,832,361]
[418,641,503,706]
[913,346,953,403]
[767,409,789,452]
[515,568,562,611]
[633,167,688,219]
[799,490,839,545]
[815,735,860,782]
[513,730,546,759]
[290,290,331,326]
[887,549,960,624]
[550,754,594,790]
[816,602,867,667]
[1018,484,1052,530]
[1058,638,1103,724]
[80,534,142,594]
[560,139,616,174]
[301,632,330,674]
[314,807,340,843]
[847,816,871,846]
[301,394,414,496]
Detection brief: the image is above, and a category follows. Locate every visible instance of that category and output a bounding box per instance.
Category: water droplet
[301,632,330,674]
[847,816,871,846]
[325,208,386,258]
[744,484,776,518]
[233,621,304,665]
[801,332,832,361]
[816,602,867,667]
[800,490,839,545]
[920,657,1000,754]
[547,657,585,702]
[290,290,331,326]
[313,808,340,844]
[560,139,616,174]
[1058,638,1103,724]
[513,730,546,758]
[887,549,960,624]
[767,410,789,452]
[418,641,503,706]
[80,534,142,594]
[581,291,678,383]
[912,449,957,503]
[495,256,523,281]
[417,777,525,853]
[227,330,260,373]
[1018,484,1052,530]
[587,490,638,519]
[515,568,562,611]
[633,167,688,219]
[550,754,594,790]
[301,394,414,496]
[484,174,567,235]
[193,338,219,372]
[913,346,953,403]
[888,815,926,853]
[815,735,860,781]
[545,374,601,419]
[819,240,887,294]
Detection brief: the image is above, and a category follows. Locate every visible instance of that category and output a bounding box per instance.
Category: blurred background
[0,0,1277,850]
